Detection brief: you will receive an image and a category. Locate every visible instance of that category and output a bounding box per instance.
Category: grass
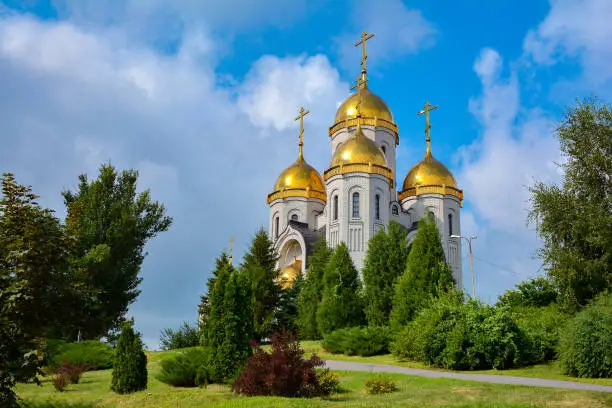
[296,341,612,387]
[15,349,612,408]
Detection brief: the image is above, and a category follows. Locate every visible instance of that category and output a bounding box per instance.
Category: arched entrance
[278,239,303,289]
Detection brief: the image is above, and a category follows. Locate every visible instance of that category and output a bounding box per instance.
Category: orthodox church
[267,32,464,287]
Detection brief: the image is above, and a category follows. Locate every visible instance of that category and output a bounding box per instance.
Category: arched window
[381,145,386,156]
[375,194,380,220]
[392,205,399,215]
[448,213,453,236]
[333,195,338,220]
[275,216,279,238]
[428,211,435,219]
[352,192,360,218]
[291,214,298,221]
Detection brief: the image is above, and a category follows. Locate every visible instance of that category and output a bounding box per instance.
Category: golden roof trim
[398,185,463,203]
[324,163,394,187]
[329,117,399,142]
[267,188,327,204]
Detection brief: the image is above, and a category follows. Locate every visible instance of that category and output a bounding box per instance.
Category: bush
[322,326,391,357]
[48,340,114,371]
[232,332,329,398]
[364,375,397,394]
[512,304,568,364]
[156,347,213,387]
[52,373,68,392]
[111,322,148,394]
[159,321,200,350]
[52,358,89,384]
[316,369,341,395]
[558,292,612,378]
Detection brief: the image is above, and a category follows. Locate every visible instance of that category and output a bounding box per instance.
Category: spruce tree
[317,242,364,334]
[242,228,279,340]
[205,255,232,349]
[198,252,231,344]
[390,215,455,328]
[297,239,332,340]
[111,321,147,394]
[275,273,302,334]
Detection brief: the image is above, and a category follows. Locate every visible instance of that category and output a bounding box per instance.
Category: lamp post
[451,234,477,298]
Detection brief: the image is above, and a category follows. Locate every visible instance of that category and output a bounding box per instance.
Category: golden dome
[267,156,326,203]
[329,126,387,168]
[334,85,394,125]
[279,259,302,289]
[401,149,457,190]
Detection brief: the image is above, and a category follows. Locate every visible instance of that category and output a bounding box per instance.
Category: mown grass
[15,349,612,408]
[295,340,612,387]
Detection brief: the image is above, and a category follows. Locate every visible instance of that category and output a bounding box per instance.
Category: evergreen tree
[63,164,172,340]
[111,320,148,394]
[529,98,612,310]
[317,242,364,334]
[275,274,303,334]
[205,254,233,348]
[241,228,279,340]
[390,215,455,328]
[297,239,332,340]
[198,252,231,342]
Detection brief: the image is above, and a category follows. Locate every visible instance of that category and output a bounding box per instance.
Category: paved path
[324,360,612,393]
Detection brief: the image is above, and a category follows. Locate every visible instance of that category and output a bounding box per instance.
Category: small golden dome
[268,156,326,203]
[334,85,394,125]
[330,126,387,168]
[402,149,457,190]
[279,259,302,289]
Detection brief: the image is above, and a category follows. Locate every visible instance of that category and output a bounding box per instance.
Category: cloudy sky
[1,0,611,348]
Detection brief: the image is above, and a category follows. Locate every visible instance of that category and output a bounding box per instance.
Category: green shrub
[512,304,568,364]
[159,321,200,350]
[364,375,397,394]
[48,340,114,371]
[559,292,612,378]
[156,347,213,387]
[316,369,342,395]
[111,322,148,394]
[321,326,390,357]
[52,373,68,392]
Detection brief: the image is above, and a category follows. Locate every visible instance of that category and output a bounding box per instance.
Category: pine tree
[111,321,147,394]
[205,255,233,348]
[242,228,279,340]
[275,273,303,334]
[297,239,332,340]
[390,215,455,328]
[317,242,364,334]
[198,252,231,343]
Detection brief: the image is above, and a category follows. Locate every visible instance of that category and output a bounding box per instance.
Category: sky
[1,0,611,349]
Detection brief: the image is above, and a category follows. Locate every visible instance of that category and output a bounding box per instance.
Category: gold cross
[354,31,375,77]
[294,107,310,160]
[417,101,438,151]
[229,236,234,266]
[350,75,368,117]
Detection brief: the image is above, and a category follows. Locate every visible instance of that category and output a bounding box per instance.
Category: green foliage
[364,375,397,394]
[558,292,612,378]
[202,253,232,347]
[198,252,231,343]
[49,340,114,371]
[156,347,213,387]
[363,222,409,327]
[317,243,365,334]
[297,239,332,340]
[274,273,302,334]
[241,228,279,340]
[512,304,569,364]
[19,402,96,408]
[529,98,612,310]
[0,173,75,408]
[159,321,199,351]
[390,215,455,328]
[111,321,147,394]
[316,369,342,395]
[63,164,173,340]
[498,277,559,308]
[322,326,391,356]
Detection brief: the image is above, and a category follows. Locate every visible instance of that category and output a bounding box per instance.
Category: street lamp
[451,234,477,298]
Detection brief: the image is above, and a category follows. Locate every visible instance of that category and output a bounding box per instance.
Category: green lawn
[296,341,612,387]
[16,349,612,408]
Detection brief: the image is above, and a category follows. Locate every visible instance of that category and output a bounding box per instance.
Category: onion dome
[279,258,302,289]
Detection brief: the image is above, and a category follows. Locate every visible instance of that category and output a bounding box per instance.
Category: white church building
[267,32,464,287]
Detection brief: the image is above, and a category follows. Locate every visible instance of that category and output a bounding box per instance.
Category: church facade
[267,32,464,287]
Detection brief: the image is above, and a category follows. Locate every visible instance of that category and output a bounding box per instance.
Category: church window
[448,213,453,235]
[291,214,298,221]
[381,145,386,156]
[352,192,360,218]
[392,205,398,215]
[428,211,435,219]
[275,217,279,238]
[375,194,380,220]
[333,195,338,220]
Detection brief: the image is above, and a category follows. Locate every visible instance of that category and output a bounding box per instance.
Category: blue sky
[1,0,611,348]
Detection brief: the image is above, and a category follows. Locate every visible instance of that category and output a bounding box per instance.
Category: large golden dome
[330,127,387,168]
[334,85,394,124]
[402,149,457,190]
[267,156,326,204]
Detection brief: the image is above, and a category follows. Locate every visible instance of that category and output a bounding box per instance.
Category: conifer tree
[317,242,364,334]
[198,252,231,343]
[242,228,279,340]
[205,254,233,349]
[297,239,332,339]
[390,215,455,328]
[275,273,303,334]
[111,321,147,394]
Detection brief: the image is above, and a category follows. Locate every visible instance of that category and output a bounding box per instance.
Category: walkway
[324,360,612,393]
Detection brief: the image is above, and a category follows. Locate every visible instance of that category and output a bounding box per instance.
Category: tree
[498,276,559,308]
[362,222,409,326]
[0,173,74,407]
[241,228,279,340]
[198,252,231,340]
[159,321,199,351]
[529,98,612,311]
[297,239,332,340]
[62,163,172,340]
[317,242,364,334]
[204,254,233,349]
[390,215,455,328]
[111,320,148,394]
[274,273,303,334]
